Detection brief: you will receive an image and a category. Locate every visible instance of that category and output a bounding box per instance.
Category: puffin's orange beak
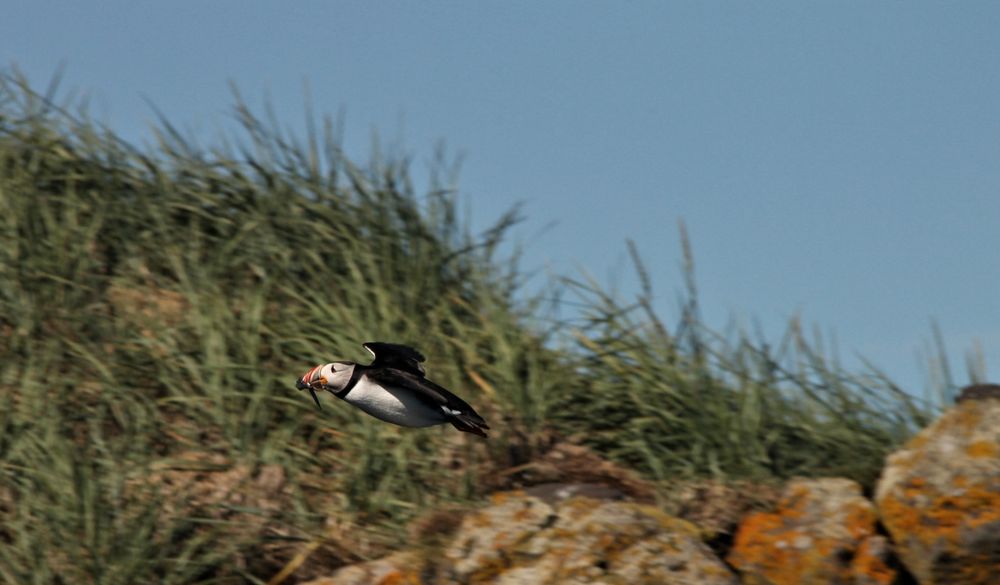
[295,365,325,410]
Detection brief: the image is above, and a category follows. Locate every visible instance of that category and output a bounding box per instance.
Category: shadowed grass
[0,71,940,582]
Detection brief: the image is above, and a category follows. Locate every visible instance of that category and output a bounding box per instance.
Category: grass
[0,71,942,583]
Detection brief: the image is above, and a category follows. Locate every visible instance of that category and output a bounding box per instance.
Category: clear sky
[5,1,1000,395]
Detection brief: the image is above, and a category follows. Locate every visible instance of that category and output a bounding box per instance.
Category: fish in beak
[296,365,326,410]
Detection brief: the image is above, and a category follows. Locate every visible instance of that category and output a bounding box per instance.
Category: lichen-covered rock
[726,478,889,585]
[875,388,1000,585]
[659,479,782,543]
[850,535,898,585]
[483,442,657,502]
[312,487,736,584]
[441,489,737,584]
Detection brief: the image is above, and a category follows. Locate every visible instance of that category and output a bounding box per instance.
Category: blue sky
[5,2,999,395]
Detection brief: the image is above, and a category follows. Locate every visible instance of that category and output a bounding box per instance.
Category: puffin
[295,342,490,437]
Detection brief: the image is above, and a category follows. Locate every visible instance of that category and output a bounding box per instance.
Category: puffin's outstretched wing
[364,367,490,437]
[363,342,426,376]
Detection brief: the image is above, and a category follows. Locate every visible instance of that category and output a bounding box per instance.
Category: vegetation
[0,73,939,583]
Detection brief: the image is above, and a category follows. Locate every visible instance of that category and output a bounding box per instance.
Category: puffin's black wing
[363,342,426,376]
[365,367,490,437]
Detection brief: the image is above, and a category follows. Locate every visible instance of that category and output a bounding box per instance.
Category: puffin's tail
[449,413,490,438]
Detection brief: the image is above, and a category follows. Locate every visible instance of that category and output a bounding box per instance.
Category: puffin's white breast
[343,376,446,427]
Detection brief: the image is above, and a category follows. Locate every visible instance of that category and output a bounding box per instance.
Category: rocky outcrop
[726,478,892,585]
[875,384,1000,585]
[305,488,737,585]
[297,385,1000,585]
[445,490,738,584]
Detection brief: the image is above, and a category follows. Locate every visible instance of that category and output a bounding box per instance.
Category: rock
[521,481,626,504]
[407,506,468,546]
[956,383,1000,403]
[486,442,657,502]
[310,488,737,584]
[727,478,889,585]
[441,490,737,584]
[850,535,898,585]
[875,389,1000,585]
[659,479,782,544]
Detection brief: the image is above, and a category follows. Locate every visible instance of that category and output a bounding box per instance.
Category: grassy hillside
[0,74,935,583]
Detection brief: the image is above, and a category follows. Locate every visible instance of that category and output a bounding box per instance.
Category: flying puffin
[295,342,490,437]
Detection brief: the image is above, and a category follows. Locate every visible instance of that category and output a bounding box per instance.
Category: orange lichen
[966,440,998,459]
[490,530,509,549]
[511,507,534,522]
[375,570,420,585]
[844,503,878,540]
[728,511,805,585]
[925,406,989,448]
[947,404,985,431]
[905,431,931,451]
[931,551,1000,585]
[728,481,879,585]
[779,485,810,520]
[467,554,511,585]
[471,513,493,529]
[489,490,520,505]
[851,537,897,585]
[881,480,1000,544]
[880,477,1000,583]
[596,533,617,549]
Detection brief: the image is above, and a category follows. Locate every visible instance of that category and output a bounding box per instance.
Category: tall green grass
[560,237,932,484]
[0,72,939,582]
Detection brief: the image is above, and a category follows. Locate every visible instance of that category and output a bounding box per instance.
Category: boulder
[307,487,737,584]
[727,478,891,585]
[442,489,737,584]
[875,385,1000,585]
[659,479,781,544]
[484,442,657,502]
